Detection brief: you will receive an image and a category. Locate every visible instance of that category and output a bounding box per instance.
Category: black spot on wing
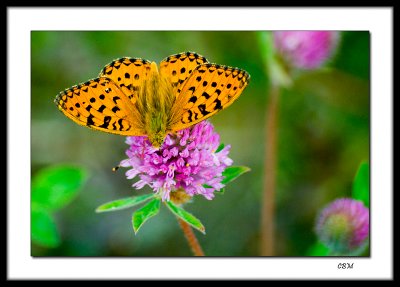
[189,96,197,103]
[214,99,222,110]
[100,116,111,128]
[113,96,120,104]
[187,110,193,122]
[202,92,210,99]
[118,119,124,130]
[98,105,106,113]
[86,114,95,126]
[198,104,210,116]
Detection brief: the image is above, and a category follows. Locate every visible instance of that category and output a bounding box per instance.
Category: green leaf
[31,204,60,248]
[256,31,274,63]
[96,194,155,213]
[132,198,161,234]
[215,143,225,153]
[166,201,205,234]
[221,166,251,185]
[203,184,224,194]
[306,242,330,256]
[32,165,88,211]
[215,188,225,195]
[256,31,292,87]
[352,161,370,207]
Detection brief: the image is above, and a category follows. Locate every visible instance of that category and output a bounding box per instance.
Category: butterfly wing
[159,52,208,97]
[55,77,145,136]
[169,63,250,131]
[99,57,152,104]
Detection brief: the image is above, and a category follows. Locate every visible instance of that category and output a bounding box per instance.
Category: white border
[8,7,393,280]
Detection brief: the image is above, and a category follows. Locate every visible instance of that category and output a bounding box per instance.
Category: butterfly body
[135,62,176,147]
[55,52,250,148]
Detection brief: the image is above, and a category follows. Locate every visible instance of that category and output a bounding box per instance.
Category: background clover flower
[273,31,340,70]
[120,120,233,201]
[315,198,369,254]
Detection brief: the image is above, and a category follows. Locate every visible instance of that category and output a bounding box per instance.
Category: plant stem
[177,218,205,256]
[261,84,280,256]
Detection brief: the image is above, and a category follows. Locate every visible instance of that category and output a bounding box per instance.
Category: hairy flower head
[315,198,369,253]
[274,31,340,69]
[120,121,233,201]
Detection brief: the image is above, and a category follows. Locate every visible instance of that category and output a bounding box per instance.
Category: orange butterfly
[55,52,250,147]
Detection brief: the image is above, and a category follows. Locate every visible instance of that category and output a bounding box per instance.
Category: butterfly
[55,52,250,148]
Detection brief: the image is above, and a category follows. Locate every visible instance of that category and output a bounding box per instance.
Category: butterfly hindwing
[159,52,209,97]
[99,57,152,105]
[55,77,145,136]
[170,63,250,131]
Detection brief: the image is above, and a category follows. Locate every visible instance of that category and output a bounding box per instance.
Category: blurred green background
[31,31,369,256]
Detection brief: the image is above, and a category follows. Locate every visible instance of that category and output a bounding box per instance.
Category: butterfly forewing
[170,63,250,131]
[159,52,208,97]
[99,57,152,105]
[55,77,145,136]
